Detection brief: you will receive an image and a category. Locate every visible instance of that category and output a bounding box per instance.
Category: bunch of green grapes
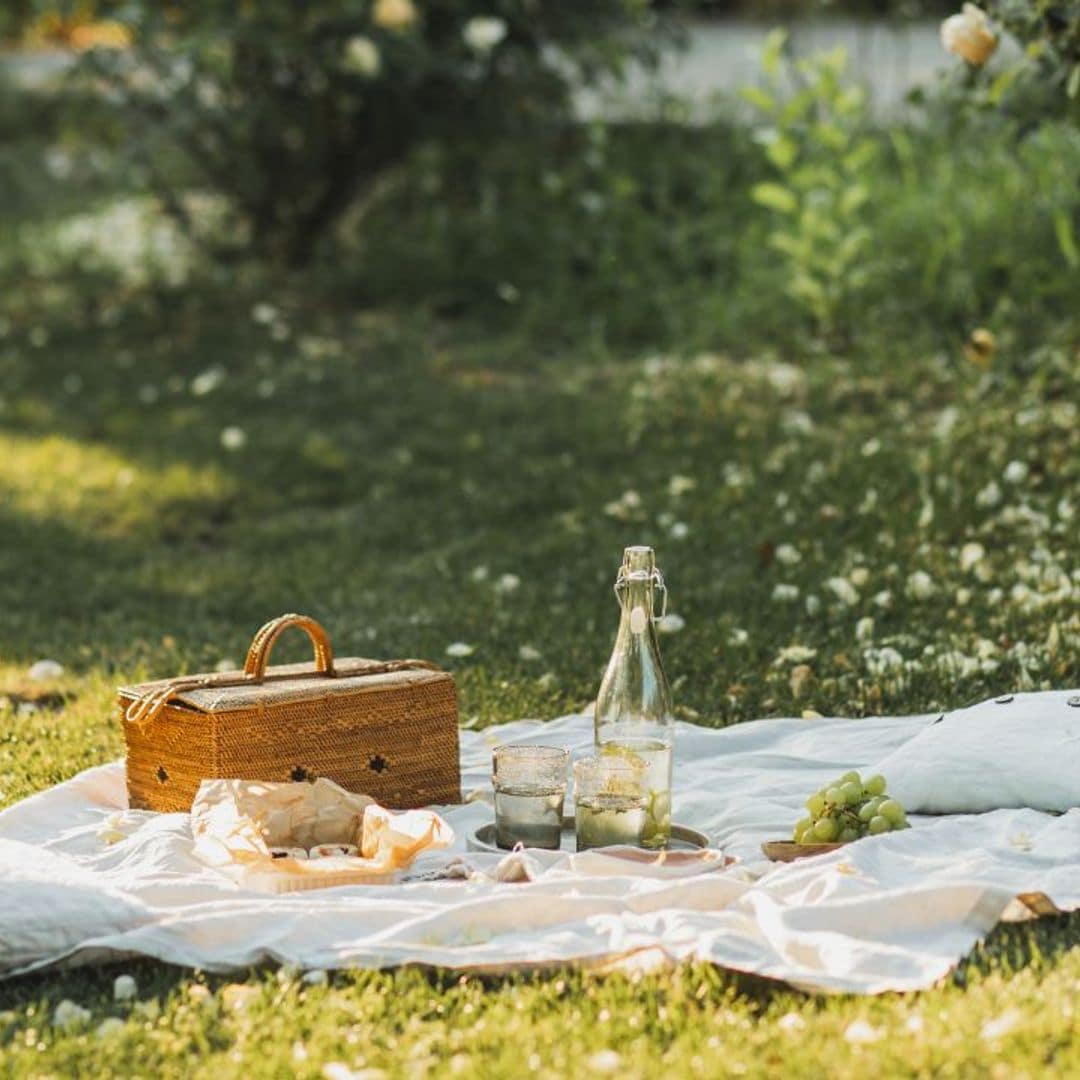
[793,771,909,843]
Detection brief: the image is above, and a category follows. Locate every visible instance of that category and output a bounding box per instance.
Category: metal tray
[468,815,712,855]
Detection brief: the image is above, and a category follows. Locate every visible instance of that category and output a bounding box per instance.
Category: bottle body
[594,546,674,847]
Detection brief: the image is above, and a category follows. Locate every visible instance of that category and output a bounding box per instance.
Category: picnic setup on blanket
[1,545,1078,995]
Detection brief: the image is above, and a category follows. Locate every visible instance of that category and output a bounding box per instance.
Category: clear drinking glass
[573,754,649,851]
[492,744,569,850]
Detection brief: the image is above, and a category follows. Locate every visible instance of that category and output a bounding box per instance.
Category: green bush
[983,2,1080,116]
[745,30,877,338]
[75,0,670,267]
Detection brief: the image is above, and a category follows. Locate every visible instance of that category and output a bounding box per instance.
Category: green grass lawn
[0,275,1078,1075]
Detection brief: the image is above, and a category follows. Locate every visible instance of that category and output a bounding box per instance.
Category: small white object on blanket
[873,690,1080,814]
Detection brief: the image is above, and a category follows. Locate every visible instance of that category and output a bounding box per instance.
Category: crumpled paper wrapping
[190,777,453,892]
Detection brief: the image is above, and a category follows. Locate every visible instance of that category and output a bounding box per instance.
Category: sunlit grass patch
[0,432,236,540]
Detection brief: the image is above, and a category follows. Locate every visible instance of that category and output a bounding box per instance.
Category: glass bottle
[594,545,674,848]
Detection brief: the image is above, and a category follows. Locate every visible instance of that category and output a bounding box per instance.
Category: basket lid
[119,658,448,714]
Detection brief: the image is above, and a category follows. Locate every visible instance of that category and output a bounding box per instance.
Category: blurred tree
[60,1,674,267]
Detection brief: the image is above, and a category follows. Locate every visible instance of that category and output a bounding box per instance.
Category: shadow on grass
[7,908,1080,1016]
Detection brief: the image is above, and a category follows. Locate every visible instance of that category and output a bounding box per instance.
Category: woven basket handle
[244,613,335,681]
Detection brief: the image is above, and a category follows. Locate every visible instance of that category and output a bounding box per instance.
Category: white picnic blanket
[2,708,1079,994]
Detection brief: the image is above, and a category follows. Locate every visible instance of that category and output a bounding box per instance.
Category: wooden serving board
[762,840,845,862]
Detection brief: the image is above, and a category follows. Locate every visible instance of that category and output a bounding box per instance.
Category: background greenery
[1,0,1079,1075]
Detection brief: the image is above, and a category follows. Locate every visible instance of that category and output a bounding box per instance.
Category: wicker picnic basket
[118,613,461,813]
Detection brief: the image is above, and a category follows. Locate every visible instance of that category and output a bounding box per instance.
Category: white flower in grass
[28,659,64,681]
[849,567,870,588]
[778,1012,806,1033]
[844,1019,883,1044]
[604,490,641,519]
[668,474,695,497]
[980,1008,1022,1041]
[1003,460,1029,485]
[446,642,475,658]
[906,570,936,601]
[865,646,904,675]
[53,1000,92,1029]
[343,36,380,77]
[804,594,821,616]
[941,4,999,67]
[373,0,418,32]
[113,975,137,1001]
[728,628,749,646]
[772,583,799,602]
[855,616,875,642]
[585,1050,622,1074]
[960,542,985,573]
[494,573,520,595]
[825,577,859,607]
[322,1065,378,1080]
[775,644,816,665]
[669,521,689,540]
[872,589,893,610]
[975,480,1002,509]
[96,1017,125,1039]
[463,16,508,52]
[518,644,541,661]
[251,302,278,325]
[775,543,801,566]
[220,426,247,451]
[657,613,685,634]
[190,366,225,397]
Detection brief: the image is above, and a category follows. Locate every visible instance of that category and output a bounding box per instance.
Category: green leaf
[813,123,849,153]
[740,85,776,113]
[791,164,840,191]
[988,66,1020,105]
[768,231,807,258]
[1053,209,1080,269]
[765,135,798,172]
[844,139,878,174]
[840,184,869,216]
[781,88,815,125]
[835,86,866,117]
[751,182,798,214]
[1068,64,1080,100]
[838,226,872,261]
[762,28,788,79]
